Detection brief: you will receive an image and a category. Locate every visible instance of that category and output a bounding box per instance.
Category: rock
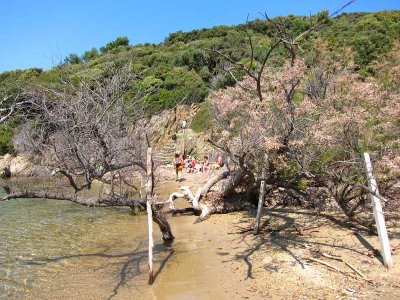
[149,104,215,163]
[0,154,48,177]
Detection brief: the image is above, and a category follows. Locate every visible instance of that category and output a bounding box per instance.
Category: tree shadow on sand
[219,208,388,280]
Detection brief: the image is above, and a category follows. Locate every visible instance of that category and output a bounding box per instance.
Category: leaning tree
[1,63,174,283]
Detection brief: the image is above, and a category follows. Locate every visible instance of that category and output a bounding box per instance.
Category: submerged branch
[0,189,145,208]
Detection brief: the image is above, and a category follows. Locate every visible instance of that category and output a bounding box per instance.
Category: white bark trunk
[363,152,393,269]
[146,147,154,284]
[165,167,254,222]
[168,186,211,221]
[179,186,201,206]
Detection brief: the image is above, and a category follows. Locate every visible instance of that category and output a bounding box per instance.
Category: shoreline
[1,170,399,299]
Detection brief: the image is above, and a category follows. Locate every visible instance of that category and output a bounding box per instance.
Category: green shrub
[0,124,13,155]
[190,101,213,133]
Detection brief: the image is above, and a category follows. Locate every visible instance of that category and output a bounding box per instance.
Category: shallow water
[0,192,150,298]
[0,179,237,299]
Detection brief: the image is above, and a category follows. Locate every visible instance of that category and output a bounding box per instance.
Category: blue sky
[0,0,398,73]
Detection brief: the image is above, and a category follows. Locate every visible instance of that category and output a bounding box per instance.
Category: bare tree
[0,63,174,284]
[19,65,148,190]
[0,93,31,124]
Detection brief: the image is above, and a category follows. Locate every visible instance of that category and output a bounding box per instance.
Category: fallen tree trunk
[0,186,175,241]
[0,166,253,237]
[164,167,255,222]
[0,190,138,206]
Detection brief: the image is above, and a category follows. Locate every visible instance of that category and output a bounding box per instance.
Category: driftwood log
[163,167,255,222]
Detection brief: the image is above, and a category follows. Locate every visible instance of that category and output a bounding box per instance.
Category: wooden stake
[363,152,393,269]
[146,147,154,284]
[254,155,268,235]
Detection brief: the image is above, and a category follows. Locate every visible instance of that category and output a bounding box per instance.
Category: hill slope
[0,10,399,154]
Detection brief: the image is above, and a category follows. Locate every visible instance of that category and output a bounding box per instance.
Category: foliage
[100,36,129,54]
[3,11,398,110]
[146,67,208,112]
[190,101,213,133]
[208,48,400,216]
[0,123,13,155]
[64,53,82,65]
[82,48,99,62]
[321,11,400,76]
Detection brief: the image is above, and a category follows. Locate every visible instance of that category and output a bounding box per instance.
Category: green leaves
[100,36,130,54]
[64,53,82,65]
[0,123,13,155]
[145,67,208,111]
[82,48,99,62]
[190,101,213,133]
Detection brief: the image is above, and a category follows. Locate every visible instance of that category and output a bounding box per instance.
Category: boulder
[0,154,48,177]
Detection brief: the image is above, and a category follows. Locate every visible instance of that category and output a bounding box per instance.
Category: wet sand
[152,213,263,300]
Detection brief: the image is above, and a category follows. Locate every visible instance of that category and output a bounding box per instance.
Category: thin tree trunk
[152,208,175,241]
[254,155,268,235]
[146,147,154,284]
[363,152,393,269]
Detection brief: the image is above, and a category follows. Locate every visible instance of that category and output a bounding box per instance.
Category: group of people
[173,152,224,181]
[172,119,225,181]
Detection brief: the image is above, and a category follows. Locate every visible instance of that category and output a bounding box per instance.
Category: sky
[0,0,399,73]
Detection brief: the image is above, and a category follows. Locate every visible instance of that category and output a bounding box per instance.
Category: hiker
[173,152,184,181]
[171,132,177,142]
[181,120,187,132]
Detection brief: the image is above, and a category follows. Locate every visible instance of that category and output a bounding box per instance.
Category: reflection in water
[0,178,233,300]
[0,193,157,299]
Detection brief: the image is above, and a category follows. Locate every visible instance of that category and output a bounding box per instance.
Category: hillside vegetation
[0,10,399,155]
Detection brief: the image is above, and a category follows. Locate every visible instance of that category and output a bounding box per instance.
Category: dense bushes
[144,67,208,112]
[0,123,13,155]
[4,11,398,112]
[322,11,400,75]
